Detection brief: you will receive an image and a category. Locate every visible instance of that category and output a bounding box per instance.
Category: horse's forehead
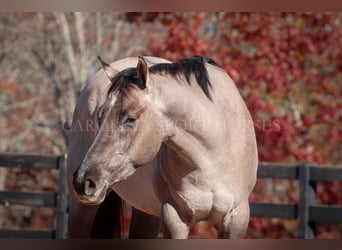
[108,93,119,107]
[121,87,148,111]
[104,88,146,114]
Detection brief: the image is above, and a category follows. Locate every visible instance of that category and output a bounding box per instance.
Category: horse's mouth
[73,163,136,205]
[75,187,107,205]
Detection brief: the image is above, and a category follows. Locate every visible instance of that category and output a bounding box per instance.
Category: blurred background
[0,12,341,238]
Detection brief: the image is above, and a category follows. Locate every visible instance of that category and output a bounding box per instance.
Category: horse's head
[73,57,165,204]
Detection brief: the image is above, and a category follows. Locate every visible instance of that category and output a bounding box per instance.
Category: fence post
[55,154,69,239]
[298,163,317,239]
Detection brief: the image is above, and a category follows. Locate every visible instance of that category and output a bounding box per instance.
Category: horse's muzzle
[72,169,104,204]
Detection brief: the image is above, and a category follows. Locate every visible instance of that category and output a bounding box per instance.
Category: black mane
[107,56,217,99]
[107,67,145,95]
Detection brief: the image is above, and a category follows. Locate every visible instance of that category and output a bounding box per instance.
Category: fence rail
[253,162,342,238]
[0,153,341,239]
[0,153,68,239]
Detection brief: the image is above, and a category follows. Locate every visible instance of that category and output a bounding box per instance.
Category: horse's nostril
[72,173,84,194]
[84,178,97,196]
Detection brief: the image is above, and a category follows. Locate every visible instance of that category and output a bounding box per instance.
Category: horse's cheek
[138,123,163,165]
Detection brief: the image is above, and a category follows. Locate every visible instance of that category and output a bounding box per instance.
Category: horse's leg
[218,200,250,239]
[128,207,160,238]
[161,199,189,239]
[68,198,99,238]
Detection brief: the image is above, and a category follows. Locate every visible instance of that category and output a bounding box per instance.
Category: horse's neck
[154,75,222,170]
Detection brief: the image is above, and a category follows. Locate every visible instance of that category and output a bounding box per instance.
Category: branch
[0,97,38,112]
[112,20,123,58]
[8,112,66,153]
[54,13,79,85]
[74,12,91,90]
[96,12,103,55]
[74,12,86,57]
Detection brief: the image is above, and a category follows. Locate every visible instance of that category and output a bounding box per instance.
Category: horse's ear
[97,56,118,82]
[137,56,150,90]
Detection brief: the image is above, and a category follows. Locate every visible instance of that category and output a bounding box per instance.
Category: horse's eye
[124,116,136,126]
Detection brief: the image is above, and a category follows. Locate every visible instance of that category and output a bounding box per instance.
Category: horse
[68,55,258,239]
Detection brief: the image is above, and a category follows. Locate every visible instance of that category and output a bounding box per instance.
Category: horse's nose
[72,170,97,197]
[84,178,97,196]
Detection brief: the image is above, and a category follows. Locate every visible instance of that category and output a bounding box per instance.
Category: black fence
[252,162,342,238]
[0,153,341,239]
[0,154,68,239]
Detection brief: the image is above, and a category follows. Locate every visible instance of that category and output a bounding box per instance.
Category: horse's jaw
[109,162,137,185]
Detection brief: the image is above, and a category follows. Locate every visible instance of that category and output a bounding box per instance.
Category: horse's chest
[156,149,236,221]
[175,180,213,214]
[164,172,216,218]
[161,167,236,220]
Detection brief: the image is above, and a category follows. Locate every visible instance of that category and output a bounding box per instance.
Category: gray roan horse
[67,56,258,239]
